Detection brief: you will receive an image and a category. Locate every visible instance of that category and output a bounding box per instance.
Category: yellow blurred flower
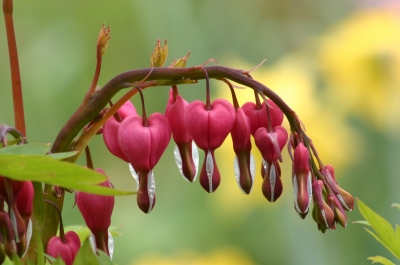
[319,9,400,131]
[131,248,255,265]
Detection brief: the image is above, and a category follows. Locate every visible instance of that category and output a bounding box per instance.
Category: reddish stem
[3,0,26,136]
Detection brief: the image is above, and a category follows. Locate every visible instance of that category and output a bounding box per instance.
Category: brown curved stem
[3,0,26,136]
[52,66,299,154]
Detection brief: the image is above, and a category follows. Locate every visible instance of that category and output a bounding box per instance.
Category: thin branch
[51,66,298,154]
[3,0,26,136]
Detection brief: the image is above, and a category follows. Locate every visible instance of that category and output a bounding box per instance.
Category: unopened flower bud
[150,39,168,67]
[312,180,335,232]
[76,169,114,255]
[97,24,111,58]
[292,143,312,216]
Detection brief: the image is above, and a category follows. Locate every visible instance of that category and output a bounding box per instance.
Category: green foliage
[71,237,115,265]
[356,199,400,264]
[0,153,135,196]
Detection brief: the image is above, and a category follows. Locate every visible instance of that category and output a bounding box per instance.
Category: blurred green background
[1,1,400,264]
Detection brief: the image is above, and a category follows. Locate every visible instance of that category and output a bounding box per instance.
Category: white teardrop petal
[192,142,199,181]
[147,170,156,213]
[22,219,32,256]
[293,175,301,213]
[89,232,96,252]
[249,153,256,189]
[306,171,312,212]
[108,230,114,260]
[233,155,245,194]
[206,150,214,193]
[270,162,277,202]
[129,163,139,191]
[173,144,186,180]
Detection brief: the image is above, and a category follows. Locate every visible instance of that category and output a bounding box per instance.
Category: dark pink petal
[254,126,288,162]
[103,101,137,162]
[165,89,192,144]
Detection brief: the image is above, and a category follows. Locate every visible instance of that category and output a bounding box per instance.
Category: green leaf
[96,250,114,265]
[391,204,400,210]
[357,199,400,260]
[43,253,56,264]
[36,231,45,265]
[64,225,122,243]
[52,257,67,265]
[46,151,78,160]
[0,154,136,196]
[0,143,50,155]
[12,253,23,265]
[353,220,371,226]
[367,256,396,265]
[396,225,400,241]
[73,237,99,265]
[2,256,14,265]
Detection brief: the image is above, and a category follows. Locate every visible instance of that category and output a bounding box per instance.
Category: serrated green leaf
[0,154,136,196]
[357,199,400,260]
[367,256,396,265]
[96,250,114,265]
[353,220,371,226]
[47,151,78,160]
[73,237,99,265]
[0,143,50,155]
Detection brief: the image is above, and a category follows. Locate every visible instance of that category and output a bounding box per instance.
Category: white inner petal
[192,142,199,181]
[337,194,351,211]
[293,175,301,213]
[108,230,114,260]
[206,150,214,193]
[147,170,156,213]
[22,219,32,256]
[306,172,312,212]
[270,162,276,202]
[129,163,139,191]
[233,155,244,193]
[321,209,329,228]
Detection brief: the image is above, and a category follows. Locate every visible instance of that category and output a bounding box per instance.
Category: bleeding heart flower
[47,231,81,265]
[184,99,235,192]
[292,142,312,217]
[165,88,198,182]
[254,126,288,202]
[242,100,284,136]
[76,169,114,255]
[230,107,255,194]
[102,100,137,162]
[118,113,171,213]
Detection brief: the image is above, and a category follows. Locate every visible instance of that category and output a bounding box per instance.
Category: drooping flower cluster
[99,41,354,233]
[0,177,34,262]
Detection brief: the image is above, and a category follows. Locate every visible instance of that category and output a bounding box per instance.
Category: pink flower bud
[292,143,312,215]
[320,165,354,211]
[184,99,235,192]
[230,108,254,194]
[165,89,197,182]
[103,100,137,162]
[47,231,81,265]
[242,100,284,136]
[312,180,335,232]
[118,113,171,213]
[76,170,114,255]
[0,177,25,204]
[15,181,34,226]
